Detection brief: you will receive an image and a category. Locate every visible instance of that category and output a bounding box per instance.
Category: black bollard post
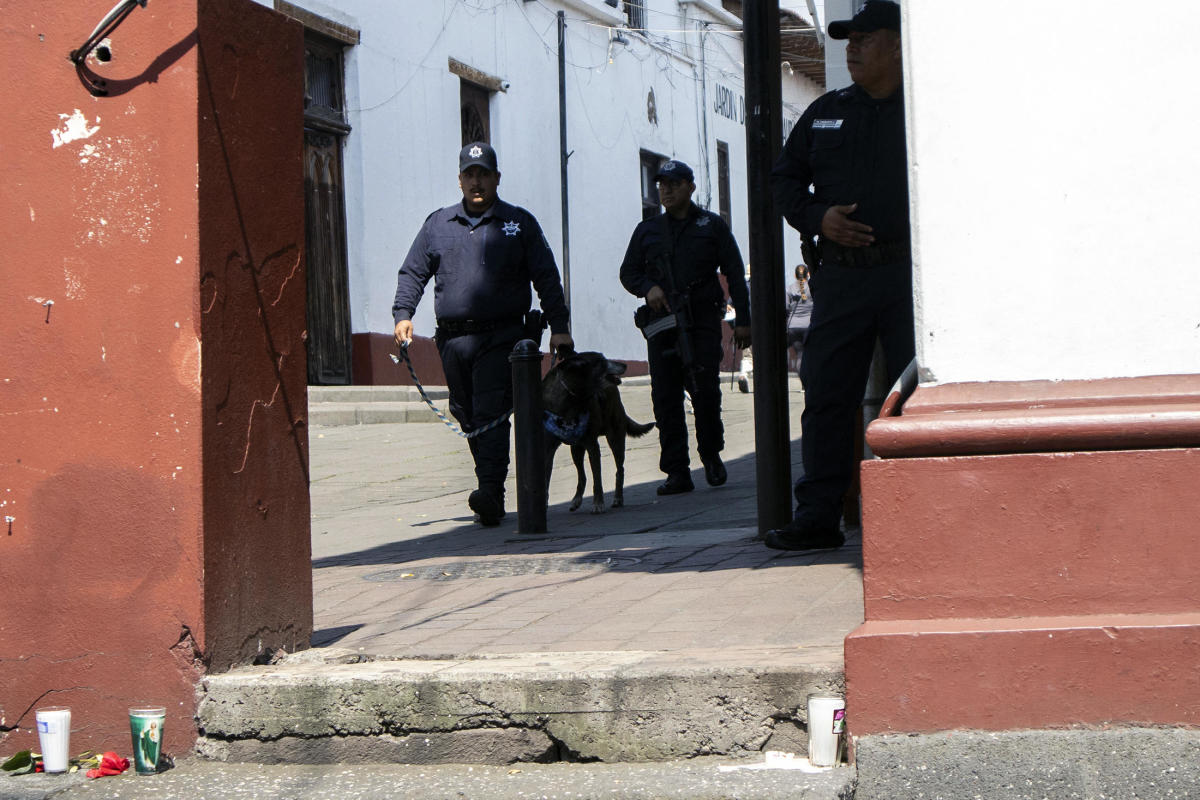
[510,339,547,534]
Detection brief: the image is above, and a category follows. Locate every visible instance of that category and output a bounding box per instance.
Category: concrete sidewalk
[303,374,862,660]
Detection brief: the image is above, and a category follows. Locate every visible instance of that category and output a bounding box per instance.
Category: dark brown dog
[543,351,654,513]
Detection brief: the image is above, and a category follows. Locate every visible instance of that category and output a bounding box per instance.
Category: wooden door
[303,130,351,384]
[303,32,352,385]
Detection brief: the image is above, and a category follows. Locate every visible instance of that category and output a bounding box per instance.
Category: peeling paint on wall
[51,109,100,148]
[63,264,85,299]
[73,136,161,246]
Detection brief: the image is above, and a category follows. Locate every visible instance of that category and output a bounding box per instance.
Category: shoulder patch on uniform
[502,220,521,236]
[696,216,711,227]
[812,119,843,129]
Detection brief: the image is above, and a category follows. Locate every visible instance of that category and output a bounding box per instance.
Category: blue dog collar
[544,410,589,444]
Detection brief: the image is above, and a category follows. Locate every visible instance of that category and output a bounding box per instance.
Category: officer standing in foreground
[766,0,914,551]
[620,159,752,495]
[393,142,574,526]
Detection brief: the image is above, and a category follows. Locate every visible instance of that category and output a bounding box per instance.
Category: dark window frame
[303,31,350,135]
[625,0,646,32]
[716,140,732,226]
[460,80,491,146]
[640,148,667,221]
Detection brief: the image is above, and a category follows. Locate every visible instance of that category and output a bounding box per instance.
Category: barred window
[625,0,646,32]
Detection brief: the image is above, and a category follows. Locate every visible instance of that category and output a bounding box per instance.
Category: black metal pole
[510,339,547,533]
[557,10,571,307]
[743,0,792,535]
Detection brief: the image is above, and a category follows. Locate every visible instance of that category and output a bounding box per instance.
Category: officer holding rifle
[619,159,751,496]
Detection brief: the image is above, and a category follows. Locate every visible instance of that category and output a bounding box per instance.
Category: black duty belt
[821,239,911,268]
[436,316,522,336]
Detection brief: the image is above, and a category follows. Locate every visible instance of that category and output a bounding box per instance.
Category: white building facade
[255,0,823,383]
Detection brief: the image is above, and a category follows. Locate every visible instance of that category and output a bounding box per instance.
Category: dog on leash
[543,351,655,514]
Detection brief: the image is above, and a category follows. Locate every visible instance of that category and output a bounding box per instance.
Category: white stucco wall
[905,1,1200,383]
[262,0,823,371]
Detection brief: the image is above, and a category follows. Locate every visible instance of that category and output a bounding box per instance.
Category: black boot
[468,488,505,526]
[656,472,695,496]
[763,519,843,551]
[702,455,727,487]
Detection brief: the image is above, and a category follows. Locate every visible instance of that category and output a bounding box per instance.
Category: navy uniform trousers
[795,258,915,528]
[436,321,524,500]
[647,314,725,477]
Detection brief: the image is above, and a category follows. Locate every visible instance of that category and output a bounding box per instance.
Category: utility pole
[557,10,571,306]
[742,0,792,534]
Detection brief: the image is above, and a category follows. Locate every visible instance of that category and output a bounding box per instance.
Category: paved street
[307,374,863,659]
[1,755,856,799]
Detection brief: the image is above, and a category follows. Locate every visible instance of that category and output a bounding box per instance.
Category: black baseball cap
[828,0,900,40]
[459,142,498,173]
[655,159,694,183]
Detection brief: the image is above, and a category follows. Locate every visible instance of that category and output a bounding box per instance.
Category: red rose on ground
[85,752,130,778]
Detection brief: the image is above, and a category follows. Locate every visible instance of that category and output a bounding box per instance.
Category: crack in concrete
[234,381,281,475]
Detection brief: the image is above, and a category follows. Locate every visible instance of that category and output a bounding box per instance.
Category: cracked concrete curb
[196,646,844,764]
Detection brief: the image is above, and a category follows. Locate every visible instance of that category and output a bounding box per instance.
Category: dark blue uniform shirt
[392,198,570,333]
[772,83,909,244]
[619,204,751,327]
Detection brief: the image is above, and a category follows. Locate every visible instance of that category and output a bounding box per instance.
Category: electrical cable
[350,2,458,113]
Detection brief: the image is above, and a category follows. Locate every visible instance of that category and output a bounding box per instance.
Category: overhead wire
[350,0,460,113]
[349,0,810,134]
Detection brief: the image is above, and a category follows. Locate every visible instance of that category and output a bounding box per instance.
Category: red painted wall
[846,377,1200,736]
[1,0,308,758]
[196,0,310,673]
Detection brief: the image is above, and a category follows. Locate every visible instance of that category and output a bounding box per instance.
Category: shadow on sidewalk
[305,383,863,657]
[311,449,861,576]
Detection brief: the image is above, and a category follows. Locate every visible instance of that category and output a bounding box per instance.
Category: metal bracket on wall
[69,0,148,65]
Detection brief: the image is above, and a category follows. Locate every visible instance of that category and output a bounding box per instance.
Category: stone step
[306,375,652,426]
[309,385,449,404]
[307,401,445,427]
[197,646,846,767]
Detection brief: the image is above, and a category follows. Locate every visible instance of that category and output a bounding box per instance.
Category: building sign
[713,83,744,125]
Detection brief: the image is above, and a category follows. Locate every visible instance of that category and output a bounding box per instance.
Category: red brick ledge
[867,373,1200,458]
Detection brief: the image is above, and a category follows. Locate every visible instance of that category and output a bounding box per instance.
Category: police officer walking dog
[393,142,574,526]
[767,0,914,551]
[620,159,751,496]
